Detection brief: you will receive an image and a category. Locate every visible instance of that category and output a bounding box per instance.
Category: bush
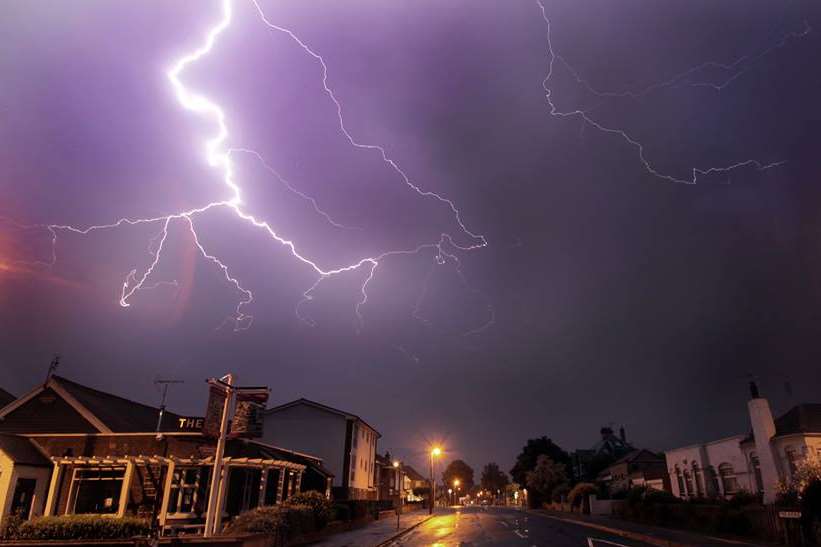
[568,483,597,507]
[225,506,284,536]
[9,516,149,540]
[552,483,571,503]
[286,490,332,528]
[280,504,316,538]
[332,504,351,522]
[727,490,761,509]
[644,488,681,505]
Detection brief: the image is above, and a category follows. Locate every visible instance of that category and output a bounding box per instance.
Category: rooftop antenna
[45,354,60,384]
[154,378,184,435]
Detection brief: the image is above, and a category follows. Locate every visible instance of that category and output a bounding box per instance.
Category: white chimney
[747,382,780,504]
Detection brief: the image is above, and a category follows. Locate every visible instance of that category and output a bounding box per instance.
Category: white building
[665,384,821,503]
[261,398,380,500]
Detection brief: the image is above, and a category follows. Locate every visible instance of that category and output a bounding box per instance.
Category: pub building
[0,374,333,535]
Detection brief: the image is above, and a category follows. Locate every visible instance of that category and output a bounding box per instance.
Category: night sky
[2,0,821,475]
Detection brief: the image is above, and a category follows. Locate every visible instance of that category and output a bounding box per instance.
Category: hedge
[225,503,321,539]
[7,515,150,540]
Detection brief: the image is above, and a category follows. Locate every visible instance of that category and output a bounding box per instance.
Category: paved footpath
[311,509,434,547]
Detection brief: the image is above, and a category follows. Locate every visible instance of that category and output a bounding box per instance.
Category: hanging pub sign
[230,388,269,439]
[202,384,228,438]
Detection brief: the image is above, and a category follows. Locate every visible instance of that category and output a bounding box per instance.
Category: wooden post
[43,462,63,516]
[157,461,175,532]
[117,461,135,518]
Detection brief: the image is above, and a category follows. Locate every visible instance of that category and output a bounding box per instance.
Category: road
[389,506,653,547]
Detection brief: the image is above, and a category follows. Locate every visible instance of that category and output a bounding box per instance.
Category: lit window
[69,467,125,514]
[785,447,801,476]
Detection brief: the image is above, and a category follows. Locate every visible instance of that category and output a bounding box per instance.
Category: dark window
[167,467,210,515]
[10,478,37,520]
[264,469,280,506]
[70,467,125,514]
[718,464,738,495]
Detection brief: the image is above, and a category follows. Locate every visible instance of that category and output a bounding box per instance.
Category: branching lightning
[535,0,806,185]
[3,0,491,335]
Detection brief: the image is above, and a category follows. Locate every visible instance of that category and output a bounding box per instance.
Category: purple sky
[2,0,821,474]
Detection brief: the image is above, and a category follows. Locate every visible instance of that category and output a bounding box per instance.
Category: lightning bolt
[557,21,811,100]
[535,0,799,185]
[3,0,490,335]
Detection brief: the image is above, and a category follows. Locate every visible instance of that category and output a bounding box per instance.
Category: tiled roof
[266,397,381,437]
[775,404,821,436]
[402,465,426,482]
[0,388,15,408]
[53,375,185,433]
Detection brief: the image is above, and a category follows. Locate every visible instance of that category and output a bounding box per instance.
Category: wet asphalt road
[388,506,653,547]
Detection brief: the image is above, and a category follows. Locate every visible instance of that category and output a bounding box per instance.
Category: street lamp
[429,447,442,515]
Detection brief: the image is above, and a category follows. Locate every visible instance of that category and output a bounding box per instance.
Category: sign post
[203,375,233,537]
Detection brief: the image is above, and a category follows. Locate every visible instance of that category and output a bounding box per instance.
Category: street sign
[778,511,802,519]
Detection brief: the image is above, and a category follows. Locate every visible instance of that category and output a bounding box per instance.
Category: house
[261,398,380,500]
[0,374,332,532]
[571,426,634,481]
[597,449,670,494]
[400,465,427,503]
[665,382,821,503]
[374,452,402,502]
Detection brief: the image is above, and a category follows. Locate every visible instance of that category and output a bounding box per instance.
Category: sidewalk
[309,510,433,547]
[535,509,771,547]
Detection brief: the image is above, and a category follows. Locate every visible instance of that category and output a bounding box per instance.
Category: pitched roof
[741,403,821,444]
[0,388,15,408]
[775,404,821,436]
[0,375,187,434]
[51,376,186,433]
[402,465,426,482]
[0,434,50,466]
[609,449,663,466]
[266,398,381,437]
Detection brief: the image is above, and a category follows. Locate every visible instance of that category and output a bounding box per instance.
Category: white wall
[261,405,347,487]
[348,422,377,491]
[0,454,50,526]
[665,435,752,498]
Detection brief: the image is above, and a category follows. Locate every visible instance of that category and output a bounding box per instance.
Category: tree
[525,455,568,507]
[510,436,571,488]
[480,462,509,494]
[442,459,475,491]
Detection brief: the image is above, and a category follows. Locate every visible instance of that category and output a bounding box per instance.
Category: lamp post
[453,479,460,506]
[392,460,402,530]
[429,447,441,515]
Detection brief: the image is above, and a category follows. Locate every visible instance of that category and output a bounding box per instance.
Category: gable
[0,387,99,434]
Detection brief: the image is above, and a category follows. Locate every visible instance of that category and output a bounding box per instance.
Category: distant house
[401,465,427,502]
[571,426,634,481]
[597,449,669,494]
[0,375,332,532]
[261,398,380,500]
[665,383,821,503]
[0,388,15,409]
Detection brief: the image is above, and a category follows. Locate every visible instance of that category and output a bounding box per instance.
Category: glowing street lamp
[429,446,442,515]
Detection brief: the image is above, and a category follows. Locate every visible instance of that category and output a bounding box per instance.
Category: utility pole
[154,379,183,435]
[45,354,60,384]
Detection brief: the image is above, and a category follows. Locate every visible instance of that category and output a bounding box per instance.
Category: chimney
[747,385,780,504]
[619,426,626,443]
[749,380,760,400]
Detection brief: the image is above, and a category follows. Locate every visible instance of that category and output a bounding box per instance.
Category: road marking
[588,538,632,547]
[501,521,509,527]
[514,530,528,539]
